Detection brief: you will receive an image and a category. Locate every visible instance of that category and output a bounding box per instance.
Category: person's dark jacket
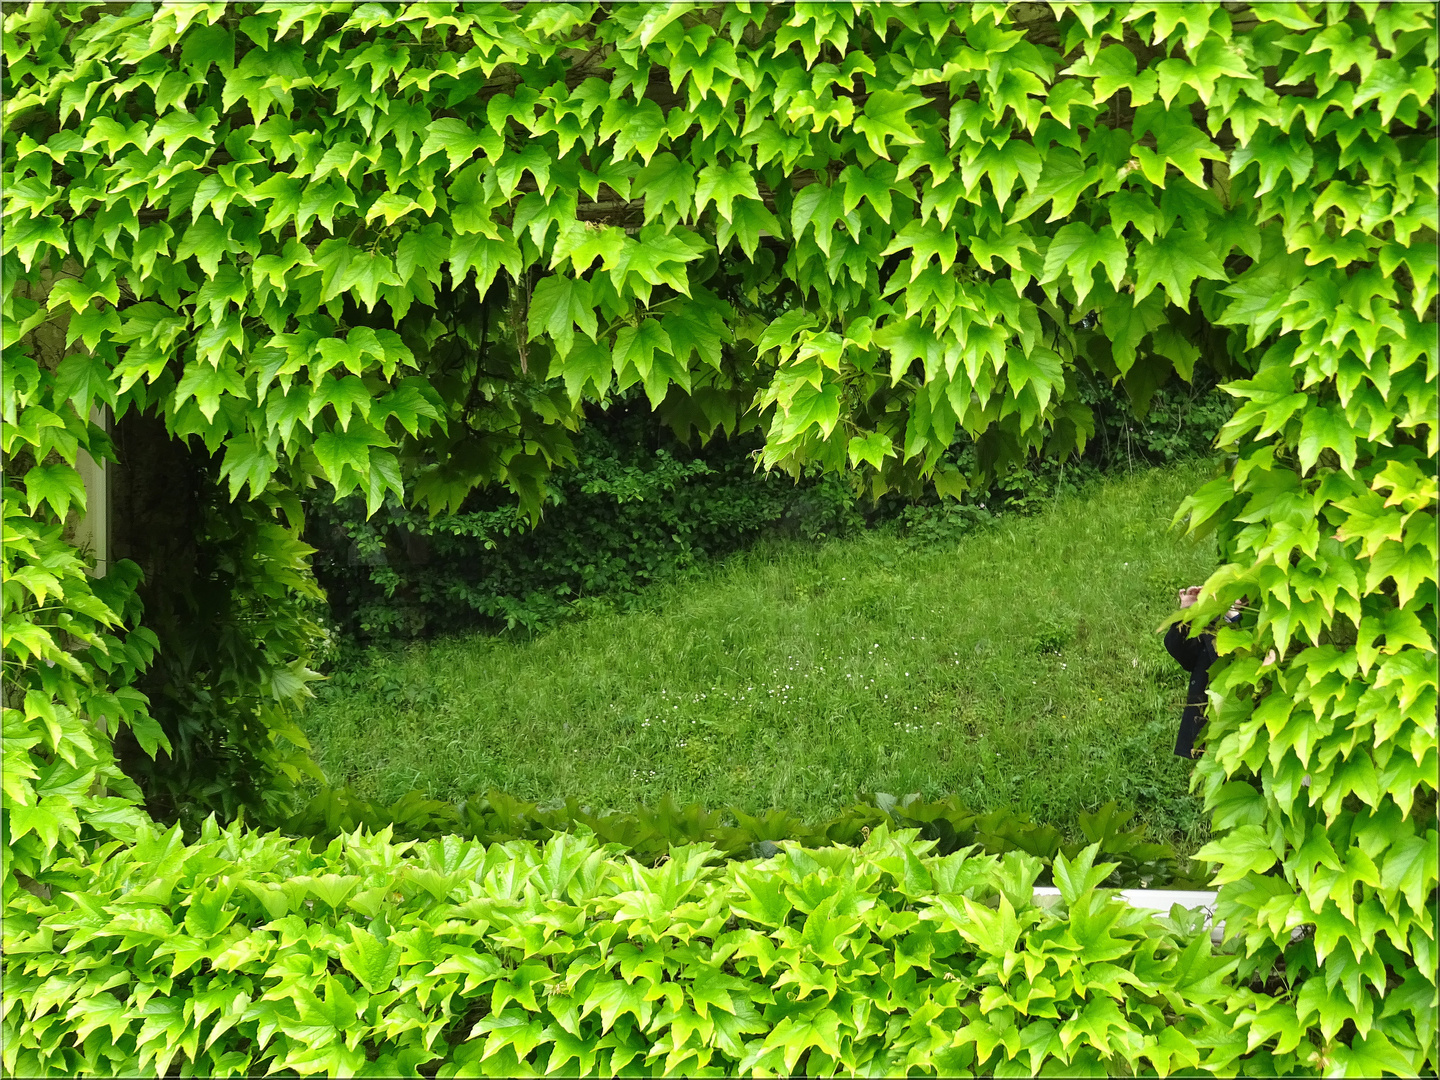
[1164,620,1219,759]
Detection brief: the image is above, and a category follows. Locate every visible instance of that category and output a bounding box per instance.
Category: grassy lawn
[301,460,1223,854]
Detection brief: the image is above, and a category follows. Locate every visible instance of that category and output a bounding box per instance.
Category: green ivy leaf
[8,795,80,856]
[218,432,276,501]
[791,182,850,259]
[337,922,401,994]
[555,339,613,405]
[450,229,522,300]
[1352,58,1437,127]
[660,294,729,370]
[854,88,929,160]
[144,108,218,161]
[601,233,697,305]
[23,463,87,521]
[494,145,553,200]
[550,219,618,274]
[2,213,68,270]
[1064,45,1158,107]
[469,1012,554,1061]
[310,374,374,432]
[636,152,696,227]
[1297,405,1358,476]
[376,378,444,437]
[1330,1030,1423,1079]
[1195,824,1278,884]
[1132,228,1229,312]
[313,429,372,490]
[1229,126,1314,198]
[396,225,450,287]
[694,161,760,222]
[1008,148,1102,224]
[1155,37,1255,109]
[960,138,1043,212]
[1132,105,1227,190]
[1052,842,1119,905]
[1379,831,1436,916]
[882,218,959,278]
[527,276,597,357]
[1004,345,1065,417]
[847,430,895,470]
[611,320,673,385]
[418,117,493,173]
[173,216,233,277]
[1040,223,1129,307]
[173,359,248,424]
[52,352,118,417]
[581,975,654,1035]
[315,243,400,311]
[840,162,903,224]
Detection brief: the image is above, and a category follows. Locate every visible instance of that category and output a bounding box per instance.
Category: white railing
[1033,886,1226,942]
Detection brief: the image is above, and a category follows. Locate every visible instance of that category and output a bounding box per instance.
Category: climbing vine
[2,2,1435,1074]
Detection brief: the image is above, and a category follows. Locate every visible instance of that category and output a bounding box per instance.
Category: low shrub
[307,391,861,640]
[4,817,1296,1079]
[278,787,1214,891]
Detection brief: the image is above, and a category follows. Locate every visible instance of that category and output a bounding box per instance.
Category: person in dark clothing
[1163,586,1243,759]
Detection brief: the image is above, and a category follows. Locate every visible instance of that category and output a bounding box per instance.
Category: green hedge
[5,820,1278,1078]
[281,788,1215,890]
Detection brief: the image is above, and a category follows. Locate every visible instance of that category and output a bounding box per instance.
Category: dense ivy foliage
[2,1,1435,1074]
[6,820,1257,1078]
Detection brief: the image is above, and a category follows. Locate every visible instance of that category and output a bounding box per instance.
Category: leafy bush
[308,388,864,639]
[889,369,1234,547]
[5,817,1279,1078]
[278,786,1213,890]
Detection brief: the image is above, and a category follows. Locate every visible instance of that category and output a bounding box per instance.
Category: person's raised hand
[1177,586,1202,609]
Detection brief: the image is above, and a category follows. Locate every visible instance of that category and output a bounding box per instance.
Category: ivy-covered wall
[2,2,1435,1074]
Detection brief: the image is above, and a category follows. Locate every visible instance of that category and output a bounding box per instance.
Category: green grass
[300,461,1222,855]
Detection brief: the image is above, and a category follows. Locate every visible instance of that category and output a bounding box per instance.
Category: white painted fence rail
[1033,887,1228,943]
